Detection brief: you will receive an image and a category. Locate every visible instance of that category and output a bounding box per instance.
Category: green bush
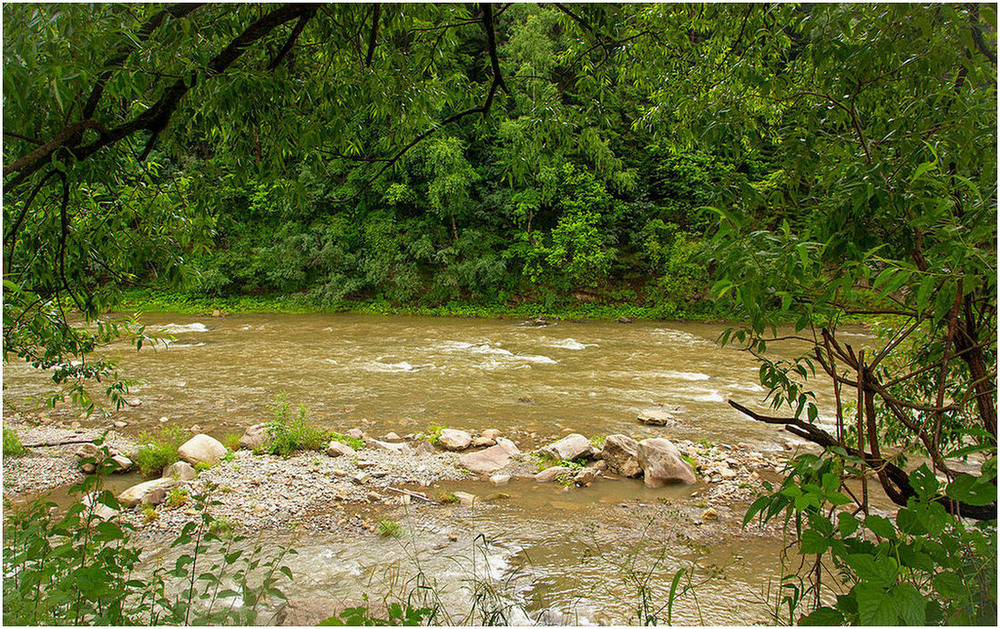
[259,393,329,457]
[132,427,187,476]
[377,519,403,538]
[3,426,26,457]
[2,449,293,625]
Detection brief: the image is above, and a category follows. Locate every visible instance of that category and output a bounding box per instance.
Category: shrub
[426,424,445,446]
[3,427,26,457]
[260,393,329,457]
[166,487,189,508]
[133,427,187,476]
[329,431,364,451]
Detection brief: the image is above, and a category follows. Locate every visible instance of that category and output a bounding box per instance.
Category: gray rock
[75,442,101,460]
[368,439,412,454]
[382,432,402,443]
[110,454,133,473]
[637,409,675,426]
[118,478,185,508]
[240,423,269,450]
[458,444,512,475]
[601,434,643,478]
[534,466,574,483]
[638,438,696,486]
[414,441,437,456]
[573,469,598,486]
[438,429,472,451]
[81,463,97,474]
[352,472,370,485]
[481,428,502,440]
[539,433,591,461]
[345,428,365,441]
[471,436,496,448]
[163,461,198,481]
[326,441,356,457]
[496,437,520,456]
[452,491,477,505]
[489,473,511,486]
[142,487,168,506]
[178,434,227,467]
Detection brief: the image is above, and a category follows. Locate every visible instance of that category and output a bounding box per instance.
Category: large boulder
[538,433,590,461]
[178,434,227,467]
[458,444,513,475]
[326,441,356,457]
[82,492,119,521]
[438,429,472,451]
[239,423,269,450]
[637,409,675,426]
[638,438,696,486]
[601,435,643,478]
[118,478,186,508]
[162,461,197,481]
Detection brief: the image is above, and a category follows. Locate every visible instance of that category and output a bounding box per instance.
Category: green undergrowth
[133,427,188,476]
[116,287,732,323]
[257,393,330,457]
[3,426,26,457]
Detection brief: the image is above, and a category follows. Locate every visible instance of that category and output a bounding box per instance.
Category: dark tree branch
[5,4,314,188]
[967,3,997,64]
[334,3,508,204]
[728,400,997,520]
[364,4,381,67]
[554,3,612,58]
[81,3,206,122]
[4,170,61,273]
[3,130,44,145]
[267,5,318,70]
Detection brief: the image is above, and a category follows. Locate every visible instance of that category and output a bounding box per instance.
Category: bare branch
[364,4,381,67]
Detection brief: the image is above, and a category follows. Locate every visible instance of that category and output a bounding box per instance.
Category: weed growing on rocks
[3,426,26,457]
[133,427,187,476]
[261,393,329,456]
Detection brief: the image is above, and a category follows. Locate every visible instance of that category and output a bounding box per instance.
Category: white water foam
[435,340,557,366]
[157,322,210,333]
[164,341,206,348]
[691,389,726,403]
[545,338,595,350]
[658,370,711,381]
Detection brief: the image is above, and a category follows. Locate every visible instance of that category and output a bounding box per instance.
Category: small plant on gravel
[426,424,446,445]
[378,519,403,538]
[3,426,26,457]
[262,393,330,457]
[437,493,459,504]
[133,426,187,476]
[166,487,189,507]
[590,435,606,449]
[221,432,241,451]
[329,431,364,451]
[141,504,158,522]
[193,461,212,472]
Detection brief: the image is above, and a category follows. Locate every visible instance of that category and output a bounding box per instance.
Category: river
[3,313,869,624]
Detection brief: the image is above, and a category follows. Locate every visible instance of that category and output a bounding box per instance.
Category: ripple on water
[544,338,595,351]
[157,322,210,333]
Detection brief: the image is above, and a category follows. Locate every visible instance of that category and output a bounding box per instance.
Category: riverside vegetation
[3,3,996,626]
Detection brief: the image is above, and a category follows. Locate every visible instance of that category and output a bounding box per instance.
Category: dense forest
[3,3,997,626]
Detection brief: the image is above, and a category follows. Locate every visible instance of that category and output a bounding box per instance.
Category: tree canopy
[3,4,997,624]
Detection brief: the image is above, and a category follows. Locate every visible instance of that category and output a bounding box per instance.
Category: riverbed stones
[382,432,402,443]
[637,409,675,426]
[490,473,511,486]
[637,438,696,486]
[142,487,168,507]
[163,461,198,481]
[458,444,513,474]
[438,429,472,451]
[601,434,643,478]
[240,423,268,450]
[352,472,370,485]
[573,469,598,486]
[325,441,356,457]
[118,478,186,508]
[539,433,591,461]
[110,454,134,472]
[481,428,502,441]
[178,434,227,467]
[534,466,574,483]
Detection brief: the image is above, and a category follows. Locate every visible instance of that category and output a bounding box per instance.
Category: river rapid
[3,313,870,624]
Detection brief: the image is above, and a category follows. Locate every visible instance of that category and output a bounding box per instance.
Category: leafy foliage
[258,393,329,457]
[3,426,26,457]
[132,427,187,476]
[3,447,293,625]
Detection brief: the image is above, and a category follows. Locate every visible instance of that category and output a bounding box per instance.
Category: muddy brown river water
[4,313,874,624]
